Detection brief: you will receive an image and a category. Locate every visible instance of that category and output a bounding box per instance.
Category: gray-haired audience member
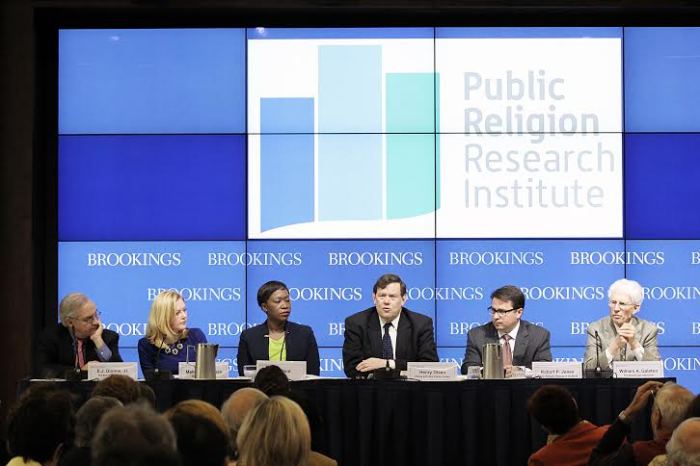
[589,381,694,466]
[58,396,123,466]
[666,418,700,466]
[92,404,180,466]
[221,387,269,457]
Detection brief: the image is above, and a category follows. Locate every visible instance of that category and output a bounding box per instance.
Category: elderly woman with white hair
[583,278,661,370]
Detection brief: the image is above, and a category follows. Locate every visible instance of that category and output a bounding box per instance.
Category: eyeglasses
[74,310,101,324]
[608,300,636,310]
[487,306,518,317]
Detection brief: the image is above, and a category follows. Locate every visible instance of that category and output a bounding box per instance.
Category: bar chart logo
[247,31,438,239]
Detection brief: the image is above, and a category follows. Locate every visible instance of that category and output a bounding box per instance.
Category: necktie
[382,323,393,360]
[502,334,513,367]
[76,339,86,369]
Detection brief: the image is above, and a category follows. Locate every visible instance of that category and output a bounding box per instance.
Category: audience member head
[74,396,122,448]
[7,384,75,465]
[527,385,580,435]
[685,394,700,419]
[666,417,700,466]
[137,383,157,408]
[92,375,141,405]
[221,388,269,455]
[652,382,694,439]
[164,399,229,466]
[253,365,291,396]
[236,396,311,466]
[92,404,179,466]
[146,290,188,345]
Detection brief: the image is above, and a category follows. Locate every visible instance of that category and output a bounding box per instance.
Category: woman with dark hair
[236,281,320,376]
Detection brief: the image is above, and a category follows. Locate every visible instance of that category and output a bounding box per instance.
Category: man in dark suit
[461,285,551,374]
[36,292,122,378]
[342,274,438,378]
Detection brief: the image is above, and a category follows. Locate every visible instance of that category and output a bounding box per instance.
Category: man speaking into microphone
[36,292,122,378]
[583,278,660,370]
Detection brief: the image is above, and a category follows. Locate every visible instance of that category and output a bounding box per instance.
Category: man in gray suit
[583,278,660,371]
[461,285,551,374]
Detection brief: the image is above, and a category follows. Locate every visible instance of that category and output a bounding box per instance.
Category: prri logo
[248,36,438,239]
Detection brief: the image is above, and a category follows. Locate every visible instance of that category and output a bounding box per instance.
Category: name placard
[407,362,459,381]
[531,362,583,379]
[256,360,307,381]
[612,360,664,379]
[178,362,230,379]
[87,362,138,381]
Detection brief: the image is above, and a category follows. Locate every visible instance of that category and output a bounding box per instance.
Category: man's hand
[618,322,640,349]
[621,380,663,421]
[90,323,106,349]
[356,357,388,373]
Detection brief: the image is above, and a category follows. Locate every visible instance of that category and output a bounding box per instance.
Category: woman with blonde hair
[236,396,311,466]
[138,290,206,376]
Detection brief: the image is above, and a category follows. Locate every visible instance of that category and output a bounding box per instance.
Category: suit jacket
[36,324,122,378]
[342,307,438,378]
[583,316,660,370]
[528,421,609,466]
[237,321,320,375]
[461,320,551,373]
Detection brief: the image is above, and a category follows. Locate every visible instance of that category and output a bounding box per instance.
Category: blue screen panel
[625,240,700,346]
[625,28,700,132]
[245,240,435,347]
[625,134,700,239]
[59,135,246,241]
[58,241,247,347]
[437,27,621,39]
[319,347,344,377]
[59,29,246,134]
[436,240,625,347]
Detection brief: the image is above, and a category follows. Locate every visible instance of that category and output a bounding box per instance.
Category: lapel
[366,312,384,358]
[257,321,271,360]
[284,322,296,359]
[395,310,412,359]
[484,323,500,345]
[513,321,529,363]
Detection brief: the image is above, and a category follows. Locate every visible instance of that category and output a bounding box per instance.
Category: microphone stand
[584,330,612,378]
[65,325,84,381]
[146,334,173,381]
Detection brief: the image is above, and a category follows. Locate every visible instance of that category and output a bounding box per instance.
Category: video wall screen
[57,27,700,387]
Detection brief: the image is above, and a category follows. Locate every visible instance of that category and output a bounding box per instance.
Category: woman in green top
[236,280,321,376]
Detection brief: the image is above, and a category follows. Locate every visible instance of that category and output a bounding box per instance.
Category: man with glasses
[583,278,660,371]
[36,292,122,378]
[460,285,551,374]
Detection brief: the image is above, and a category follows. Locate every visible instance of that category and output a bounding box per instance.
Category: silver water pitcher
[482,343,504,379]
[186,343,219,379]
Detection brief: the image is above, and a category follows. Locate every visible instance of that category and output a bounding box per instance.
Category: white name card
[256,360,307,381]
[87,362,138,381]
[612,360,664,379]
[178,362,230,379]
[532,362,583,379]
[407,362,459,381]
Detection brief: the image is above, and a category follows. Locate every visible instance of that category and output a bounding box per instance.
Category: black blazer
[236,321,320,376]
[342,307,438,378]
[36,324,122,378]
[461,319,552,373]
